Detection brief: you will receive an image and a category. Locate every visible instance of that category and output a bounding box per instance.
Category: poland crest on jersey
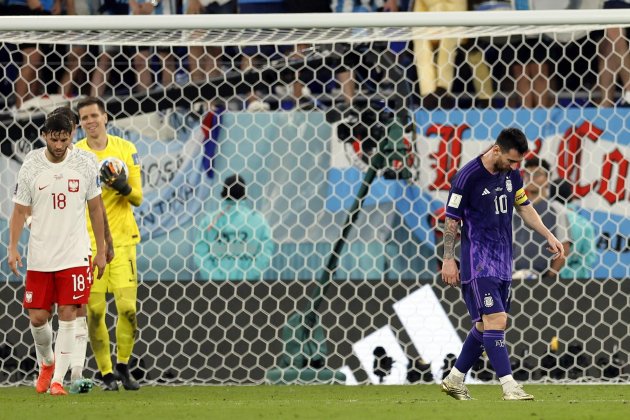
[68,179,79,192]
[506,178,513,192]
[25,291,33,303]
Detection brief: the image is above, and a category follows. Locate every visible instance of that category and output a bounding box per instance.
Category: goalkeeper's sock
[483,330,512,378]
[453,327,484,375]
[30,321,54,366]
[70,316,88,381]
[52,320,76,385]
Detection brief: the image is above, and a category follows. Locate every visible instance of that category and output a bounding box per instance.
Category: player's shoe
[101,373,119,391]
[503,384,534,401]
[69,378,93,394]
[35,361,55,394]
[50,382,68,396]
[115,363,140,391]
[441,376,473,400]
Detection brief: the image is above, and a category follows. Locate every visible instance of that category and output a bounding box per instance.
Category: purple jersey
[445,156,530,283]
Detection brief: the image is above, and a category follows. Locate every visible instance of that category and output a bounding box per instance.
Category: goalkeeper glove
[100,164,132,196]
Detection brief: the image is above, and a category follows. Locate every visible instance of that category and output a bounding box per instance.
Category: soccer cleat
[50,382,68,396]
[115,363,140,391]
[440,376,473,400]
[69,378,93,394]
[101,373,119,391]
[35,361,55,394]
[503,384,534,401]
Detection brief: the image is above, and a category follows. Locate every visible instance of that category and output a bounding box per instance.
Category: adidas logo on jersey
[482,188,491,196]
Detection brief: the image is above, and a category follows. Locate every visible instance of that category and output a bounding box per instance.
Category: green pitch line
[0,384,628,420]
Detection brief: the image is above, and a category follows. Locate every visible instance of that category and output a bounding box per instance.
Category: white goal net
[0,9,628,386]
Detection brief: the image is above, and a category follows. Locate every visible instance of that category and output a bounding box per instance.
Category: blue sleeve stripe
[452,162,477,190]
[444,211,462,221]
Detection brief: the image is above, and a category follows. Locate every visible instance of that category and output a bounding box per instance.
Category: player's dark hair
[41,113,73,134]
[221,174,247,201]
[495,128,528,155]
[550,178,574,205]
[76,96,107,114]
[49,107,79,126]
[524,157,551,173]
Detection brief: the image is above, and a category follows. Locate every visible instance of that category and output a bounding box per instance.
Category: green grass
[0,384,628,420]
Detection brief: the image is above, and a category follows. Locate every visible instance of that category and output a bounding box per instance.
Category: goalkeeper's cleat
[101,373,119,391]
[503,384,534,401]
[115,363,140,391]
[50,382,68,396]
[69,378,93,394]
[35,361,55,394]
[441,376,473,400]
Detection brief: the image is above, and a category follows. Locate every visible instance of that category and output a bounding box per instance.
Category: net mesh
[0,24,616,46]
[0,14,629,385]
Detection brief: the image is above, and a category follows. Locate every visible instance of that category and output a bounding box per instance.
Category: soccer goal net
[0,8,628,386]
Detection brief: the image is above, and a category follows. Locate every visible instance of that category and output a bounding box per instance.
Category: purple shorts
[462,277,512,323]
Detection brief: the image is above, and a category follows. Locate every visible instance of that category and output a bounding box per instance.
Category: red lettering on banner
[427,124,468,190]
[524,138,543,160]
[557,121,601,197]
[597,148,628,205]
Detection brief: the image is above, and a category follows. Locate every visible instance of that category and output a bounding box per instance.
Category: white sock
[30,322,54,366]
[499,374,516,391]
[70,317,88,381]
[449,367,465,382]
[52,320,75,385]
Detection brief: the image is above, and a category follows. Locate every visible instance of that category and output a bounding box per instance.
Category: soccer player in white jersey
[7,114,107,396]
[52,107,115,394]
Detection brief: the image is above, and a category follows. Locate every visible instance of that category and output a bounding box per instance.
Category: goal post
[0,9,628,386]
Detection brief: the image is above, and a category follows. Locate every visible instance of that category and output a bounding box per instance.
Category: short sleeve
[85,153,102,200]
[445,172,469,221]
[512,170,530,207]
[12,163,33,207]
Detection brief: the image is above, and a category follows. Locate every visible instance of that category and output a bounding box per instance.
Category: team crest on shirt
[484,294,494,308]
[25,291,33,303]
[505,178,513,192]
[68,179,80,192]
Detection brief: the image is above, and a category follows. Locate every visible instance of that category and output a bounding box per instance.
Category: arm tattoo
[443,217,460,260]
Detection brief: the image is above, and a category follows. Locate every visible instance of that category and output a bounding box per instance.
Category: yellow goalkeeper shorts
[91,245,137,293]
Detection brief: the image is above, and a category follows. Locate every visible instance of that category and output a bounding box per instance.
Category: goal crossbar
[1,11,630,46]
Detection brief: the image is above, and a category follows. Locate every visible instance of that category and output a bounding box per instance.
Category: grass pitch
[0,384,628,420]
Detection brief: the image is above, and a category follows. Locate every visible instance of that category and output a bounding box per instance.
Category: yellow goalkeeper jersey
[76,134,142,249]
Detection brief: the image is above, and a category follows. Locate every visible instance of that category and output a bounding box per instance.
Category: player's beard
[46,144,69,163]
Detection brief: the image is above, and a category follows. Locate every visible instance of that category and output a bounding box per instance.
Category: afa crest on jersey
[484,294,494,308]
[68,179,80,192]
[506,178,513,192]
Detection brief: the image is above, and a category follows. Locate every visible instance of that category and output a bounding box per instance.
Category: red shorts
[23,262,93,309]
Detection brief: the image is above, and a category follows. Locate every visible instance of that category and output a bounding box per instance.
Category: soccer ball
[99,157,128,188]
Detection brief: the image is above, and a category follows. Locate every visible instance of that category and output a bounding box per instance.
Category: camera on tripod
[337,106,414,180]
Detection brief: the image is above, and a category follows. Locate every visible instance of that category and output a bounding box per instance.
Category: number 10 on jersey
[494,194,508,214]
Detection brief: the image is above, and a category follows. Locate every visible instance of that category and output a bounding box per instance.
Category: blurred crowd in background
[1,0,630,112]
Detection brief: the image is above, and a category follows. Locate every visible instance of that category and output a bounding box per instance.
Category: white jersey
[13,147,101,271]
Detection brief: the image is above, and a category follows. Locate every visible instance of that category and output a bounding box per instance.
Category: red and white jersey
[13,147,101,271]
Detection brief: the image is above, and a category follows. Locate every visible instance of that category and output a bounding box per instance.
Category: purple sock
[483,330,512,378]
[454,327,484,373]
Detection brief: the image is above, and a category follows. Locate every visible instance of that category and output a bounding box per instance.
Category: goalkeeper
[75,97,143,391]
